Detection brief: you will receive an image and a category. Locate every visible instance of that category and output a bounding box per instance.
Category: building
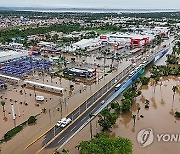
[63,68,96,78]
[99,32,155,47]
[0,50,28,63]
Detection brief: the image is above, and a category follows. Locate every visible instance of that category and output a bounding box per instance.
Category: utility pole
[89,114,95,140]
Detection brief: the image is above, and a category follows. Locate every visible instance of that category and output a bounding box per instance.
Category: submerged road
[35,39,173,153]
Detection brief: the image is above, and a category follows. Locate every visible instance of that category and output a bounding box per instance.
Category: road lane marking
[91,107,97,113]
[71,125,77,132]
[24,125,55,150]
[80,116,88,122]
[58,137,65,143]
[35,66,132,153]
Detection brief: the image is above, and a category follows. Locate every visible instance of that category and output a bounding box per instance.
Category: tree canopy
[79,132,132,154]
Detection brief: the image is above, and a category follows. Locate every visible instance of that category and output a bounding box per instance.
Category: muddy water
[62,76,180,154]
[0,56,130,154]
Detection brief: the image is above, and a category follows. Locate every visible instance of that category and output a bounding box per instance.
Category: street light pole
[89,113,95,140]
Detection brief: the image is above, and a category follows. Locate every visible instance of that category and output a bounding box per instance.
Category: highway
[42,64,133,147]
[35,38,173,153]
[37,59,149,153]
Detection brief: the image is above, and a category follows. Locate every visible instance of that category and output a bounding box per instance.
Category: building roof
[0,50,28,62]
[0,74,21,81]
[24,80,64,91]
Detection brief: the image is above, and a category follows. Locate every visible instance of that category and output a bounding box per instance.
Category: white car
[61,118,72,128]
[36,96,44,101]
[129,71,135,77]
[56,117,67,127]
[101,100,105,104]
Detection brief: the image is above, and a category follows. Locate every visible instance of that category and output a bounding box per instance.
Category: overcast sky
[0,0,180,9]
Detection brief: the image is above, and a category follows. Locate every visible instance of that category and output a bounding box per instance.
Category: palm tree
[1,100,5,112]
[172,86,178,101]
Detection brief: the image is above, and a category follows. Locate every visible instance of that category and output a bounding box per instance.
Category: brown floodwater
[0,44,173,154]
[62,76,180,154]
[0,54,131,154]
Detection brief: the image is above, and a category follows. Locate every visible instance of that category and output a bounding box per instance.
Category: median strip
[25,65,131,151]
[35,67,133,153]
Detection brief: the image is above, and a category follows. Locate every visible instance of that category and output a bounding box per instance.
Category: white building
[66,38,101,52]
[0,50,28,63]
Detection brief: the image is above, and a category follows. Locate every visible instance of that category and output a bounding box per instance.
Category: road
[37,60,147,152]
[42,64,133,146]
[35,38,173,153]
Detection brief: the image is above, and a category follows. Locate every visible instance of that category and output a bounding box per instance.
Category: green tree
[28,116,37,124]
[98,108,117,131]
[121,99,132,112]
[79,132,132,154]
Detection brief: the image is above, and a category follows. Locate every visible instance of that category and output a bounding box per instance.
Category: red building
[130,37,149,47]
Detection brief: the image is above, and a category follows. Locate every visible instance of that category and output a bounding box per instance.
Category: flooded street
[61,47,180,154]
[0,53,131,154]
[0,44,178,154]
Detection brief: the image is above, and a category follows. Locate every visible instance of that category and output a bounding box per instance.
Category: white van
[56,117,67,127]
[61,118,72,128]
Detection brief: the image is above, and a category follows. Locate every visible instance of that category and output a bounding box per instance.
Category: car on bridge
[56,117,67,127]
[61,118,72,128]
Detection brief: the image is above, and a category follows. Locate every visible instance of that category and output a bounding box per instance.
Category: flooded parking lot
[0,47,131,153]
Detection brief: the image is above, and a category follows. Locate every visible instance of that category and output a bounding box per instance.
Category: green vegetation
[175,112,180,118]
[1,116,37,143]
[98,77,143,130]
[166,54,178,64]
[150,42,180,79]
[92,29,114,34]
[121,80,141,113]
[98,106,118,131]
[0,24,83,43]
[27,116,37,124]
[3,121,27,142]
[64,76,76,81]
[54,69,65,77]
[139,77,150,85]
[79,132,132,154]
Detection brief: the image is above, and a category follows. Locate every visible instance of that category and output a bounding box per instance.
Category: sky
[0,0,180,9]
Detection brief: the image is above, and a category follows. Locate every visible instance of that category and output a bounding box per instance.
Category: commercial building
[0,50,28,63]
[63,68,96,78]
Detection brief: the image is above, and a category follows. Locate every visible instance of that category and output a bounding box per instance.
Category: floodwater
[62,76,180,154]
[0,51,131,154]
[60,46,180,154]
[0,44,173,154]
